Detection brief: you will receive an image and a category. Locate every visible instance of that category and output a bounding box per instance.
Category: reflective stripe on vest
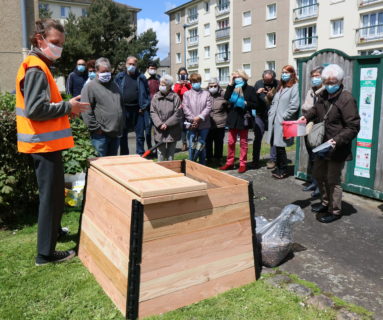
[17,128,73,143]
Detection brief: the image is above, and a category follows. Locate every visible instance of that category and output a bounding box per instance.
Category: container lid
[89,156,207,198]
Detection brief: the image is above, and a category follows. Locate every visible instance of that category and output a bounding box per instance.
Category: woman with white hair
[300,64,360,223]
[220,70,257,173]
[150,75,183,161]
[205,77,228,164]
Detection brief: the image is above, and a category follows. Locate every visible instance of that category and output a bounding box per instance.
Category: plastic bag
[256,204,304,268]
[64,173,86,208]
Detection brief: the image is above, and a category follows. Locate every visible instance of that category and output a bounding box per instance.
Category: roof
[43,0,141,12]
[114,1,141,12]
[159,55,170,67]
[165,0,200,15]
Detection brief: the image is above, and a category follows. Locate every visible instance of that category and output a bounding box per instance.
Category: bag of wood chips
[255,204,304,267]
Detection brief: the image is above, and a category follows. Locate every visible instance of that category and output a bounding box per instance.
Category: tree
[39,6,52,19]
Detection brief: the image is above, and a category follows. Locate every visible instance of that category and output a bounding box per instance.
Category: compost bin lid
[89,155,207,198]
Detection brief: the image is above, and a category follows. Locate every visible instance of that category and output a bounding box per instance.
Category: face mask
[192,82,201,90]
[209,87,218,94]
[41,37,63,60]
[159,85,168,93]
[127,65,136,73]
[179,74,188,81]
[98,72,111,83]
[148,69,157,75]
[88,71,96,80]
[234,77,244,85]
[77,65,86,73]
[325,84,340,94]
[281,73,291,82]
[311,77,322,87]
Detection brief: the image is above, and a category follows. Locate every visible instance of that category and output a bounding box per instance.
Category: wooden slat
[141,219,253,280]
[143,201,250,242]
[138,268,256,319]
[157,160,182,173]
[127,172,184,182]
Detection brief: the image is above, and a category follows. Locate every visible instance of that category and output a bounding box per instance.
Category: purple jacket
[182,89,213,129]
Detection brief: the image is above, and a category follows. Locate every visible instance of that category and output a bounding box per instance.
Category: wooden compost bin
[78,155,256,319]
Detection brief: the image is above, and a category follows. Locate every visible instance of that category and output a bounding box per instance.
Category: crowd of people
[16,18,361,266]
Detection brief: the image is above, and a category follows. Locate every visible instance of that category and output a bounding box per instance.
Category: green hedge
[0,92,96,223]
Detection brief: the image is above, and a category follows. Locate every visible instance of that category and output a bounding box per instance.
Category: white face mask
[41,37,63,61]
[148,69,157,75]
[98,72,111,83]
[159,85,168,93]
[209,87,218,94]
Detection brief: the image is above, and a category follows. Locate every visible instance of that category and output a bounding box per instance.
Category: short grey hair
[126,56,138,63]
[321,64,344,81]
[160,74,174,87]
[95,57,111,71]
[208,77,219,85]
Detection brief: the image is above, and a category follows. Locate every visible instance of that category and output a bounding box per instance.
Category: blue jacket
[66,68,88,97]
[114,71,150,110]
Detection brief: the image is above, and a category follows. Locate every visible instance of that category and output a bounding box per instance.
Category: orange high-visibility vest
[16,55,74,153]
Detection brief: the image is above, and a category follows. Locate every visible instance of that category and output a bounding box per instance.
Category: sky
[116,0,188,60]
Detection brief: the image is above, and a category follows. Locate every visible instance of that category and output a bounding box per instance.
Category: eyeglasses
[209,85,218,88]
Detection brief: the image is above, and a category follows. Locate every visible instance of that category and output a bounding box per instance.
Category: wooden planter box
[78,156,257,319]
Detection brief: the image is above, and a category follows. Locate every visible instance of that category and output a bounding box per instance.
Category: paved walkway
[226,158,383,319]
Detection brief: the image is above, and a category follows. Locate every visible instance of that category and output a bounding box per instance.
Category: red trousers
[226,129,248,167]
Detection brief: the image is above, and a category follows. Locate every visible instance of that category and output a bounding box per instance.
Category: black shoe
[35,250,75,266]
[311,204,328,213]
[317,213,341,223]
[57,227,69,240]
[248,162,260,170]
[311,188,320,198]
[303,183,316,192]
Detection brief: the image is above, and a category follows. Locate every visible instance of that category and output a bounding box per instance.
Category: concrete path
[227,159,383,319]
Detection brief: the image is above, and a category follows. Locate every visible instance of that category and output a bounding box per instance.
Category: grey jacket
[22,48,71,121]
[210,89,228,129]
[81,78,124,137]
[268,83,299,147]
[150,91,183,143]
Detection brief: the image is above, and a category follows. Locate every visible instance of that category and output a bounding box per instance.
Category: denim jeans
[187,128,209,165]
[91,133,120,157]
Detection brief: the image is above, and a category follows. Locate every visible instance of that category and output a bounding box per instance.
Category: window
[217,43,230,62]
[294,25,317,50]
[217,0,230,12]
[81,8,88,17]
[161,70,166,76]
[295,0,318,19]
[205,1,210,12]
[243,64,251,77]
[188,28,198,44]
[39,3,49,10]
[204,46,210,58]
[176,33,181,43]
[188,49,198,66]
[218,18,229,29]
[331,19,344,37]
[359,48,383,55]
[176,53,181,63]
[266,61,276,71]
[188,7,198,22]
[243,11,252,26]
[204,23,211,36]
[218,67,230,84]
[267,4,277,20]
[266,32,276,48]
[242,37,251,52]
[175,12,181,23]
[204,69,211,81]
[60,6,71,18]
[360,12,383,40]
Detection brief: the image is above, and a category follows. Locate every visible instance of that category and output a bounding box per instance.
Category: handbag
[306,103,333,148]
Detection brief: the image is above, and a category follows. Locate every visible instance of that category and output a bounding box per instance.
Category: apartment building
[232,0,290,82]
[166,0,234,85]
[289,0,383,63]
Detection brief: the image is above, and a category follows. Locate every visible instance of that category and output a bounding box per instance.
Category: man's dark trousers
[31,151,64,257]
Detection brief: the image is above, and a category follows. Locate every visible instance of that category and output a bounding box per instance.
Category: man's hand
[160,124,168,131]
[328,138,336,148]
[70,95,90,115]
[138,108,144,114]
[257,88,265,94]
[298,116,307,123]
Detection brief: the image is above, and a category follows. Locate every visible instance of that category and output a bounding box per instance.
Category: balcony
[359,0,383,7]
[215,51,230,63]
[187,57,199,68]
[292,36,318,52]
[293,3,319,21]
[356,25,383,43]
[187,14,198,25]
[216,1,230,16]
[216,27,230,40]
[187,35,199,47]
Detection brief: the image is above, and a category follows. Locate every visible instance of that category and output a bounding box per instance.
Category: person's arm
[150,96,163,128]
[282,84,300,120]
[23,68,71,121]
[224,84,234,100]
[139,76,150,110]
[333,96,361,146]
[165,95,183,126]
[245,86,257,111]
[80,84,100,132]
[66,73,73,96]
[301,90,314,116]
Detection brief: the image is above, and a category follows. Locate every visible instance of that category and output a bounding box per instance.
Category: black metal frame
[247,181,260,279]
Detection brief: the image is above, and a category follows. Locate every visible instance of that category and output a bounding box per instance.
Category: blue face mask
[234,77,245,86]
[325,84,340,94]
[88,71,96,80]
[77,65,86,73]
[127,65,136,73]
[281,73,291,82]
[192,82,201,90]
[311,77,322,87]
